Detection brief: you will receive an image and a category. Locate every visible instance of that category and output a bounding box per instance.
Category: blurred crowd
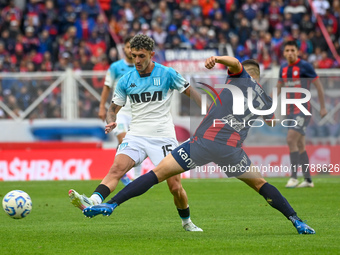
[0,0,340,121]
[0,0,339,74]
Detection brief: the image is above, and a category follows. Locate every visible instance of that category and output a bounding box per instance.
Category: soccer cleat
[83,203,118,218]
[69,189,94,210]
[120,174,132,186]
[297,180,314,188]
[290,216,316,234]
[285,178,299,188]
[183,222,203,232]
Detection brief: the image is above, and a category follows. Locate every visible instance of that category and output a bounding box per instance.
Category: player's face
[123,42,132,60]
[131,48,155,73]
[283,45,298,64]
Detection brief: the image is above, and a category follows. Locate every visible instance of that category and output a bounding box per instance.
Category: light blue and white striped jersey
[104,59,135,115]
[113,62,190,138]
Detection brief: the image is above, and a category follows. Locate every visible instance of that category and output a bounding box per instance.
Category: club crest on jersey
[153,77,161,86]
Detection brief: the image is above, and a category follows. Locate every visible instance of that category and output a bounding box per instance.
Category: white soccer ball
[2,190,32,219]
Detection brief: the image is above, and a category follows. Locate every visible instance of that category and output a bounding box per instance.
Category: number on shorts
[162,144,172,157]
[296,116,305,127]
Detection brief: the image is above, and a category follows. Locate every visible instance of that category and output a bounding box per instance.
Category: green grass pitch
[1,177,339,255]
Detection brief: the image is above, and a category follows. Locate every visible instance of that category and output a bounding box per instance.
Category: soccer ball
[2,190,32,219]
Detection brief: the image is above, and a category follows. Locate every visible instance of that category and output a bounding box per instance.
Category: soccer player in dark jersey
[83,56,315,235]
[277,41,327,188]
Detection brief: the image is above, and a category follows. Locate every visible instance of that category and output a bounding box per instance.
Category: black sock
[177,207,190,219]
[107,170,159,205]
[290,151,299,179]
[299,151,312,183]
[93,184,111,202]
[259,183,296,219]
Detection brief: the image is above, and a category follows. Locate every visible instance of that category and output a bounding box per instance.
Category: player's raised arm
[105,103,122,134]
[205,56,242,74]
[312,78,327,118]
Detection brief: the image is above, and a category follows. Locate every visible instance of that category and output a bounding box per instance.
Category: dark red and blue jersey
[194,65,274,147]
[279,58,318,115]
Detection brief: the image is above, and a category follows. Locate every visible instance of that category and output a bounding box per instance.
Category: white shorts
[114,114,132,136]
[116,135,179,166]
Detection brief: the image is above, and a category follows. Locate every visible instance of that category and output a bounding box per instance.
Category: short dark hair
[124,36,134,45]
[241,59,260,70]
[284,40,298,49]
[241,59,260,76]
[130,34,154,51]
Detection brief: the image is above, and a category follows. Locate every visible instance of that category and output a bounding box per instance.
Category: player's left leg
[144,137,202,231]
[166,175,203,231]
[296,135,314,188]
[236,164,315,234]
[83,153,185,218]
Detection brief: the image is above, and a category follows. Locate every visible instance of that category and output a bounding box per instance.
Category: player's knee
[286,136,297,147]
[297,140,304,150]
[168,183,183,196]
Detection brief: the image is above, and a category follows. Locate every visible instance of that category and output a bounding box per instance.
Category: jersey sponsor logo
[284,80,301,87]
[130,91,163,103]
[129,83,137,88]
[177,148,197,169]
[234,154,249,172]
[153,77,161,86]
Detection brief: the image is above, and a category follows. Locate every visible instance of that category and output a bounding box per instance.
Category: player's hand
[98,106,106,121]
[205,56,217,69]
[105,122,117,134]
[320,107,327,118]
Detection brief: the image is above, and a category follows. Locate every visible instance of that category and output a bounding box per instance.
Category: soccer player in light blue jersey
[69,34,203,231]
[98,36,139,186]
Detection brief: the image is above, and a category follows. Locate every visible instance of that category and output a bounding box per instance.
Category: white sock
[90,194,102,205]
[181,217,191,225]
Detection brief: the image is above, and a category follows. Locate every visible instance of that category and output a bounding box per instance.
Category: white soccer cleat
[285,178,299,188]
[183,222,203,232]
[297,181,314,188]
[68,189,94,210]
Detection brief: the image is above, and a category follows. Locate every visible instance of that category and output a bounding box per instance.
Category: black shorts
[171,136,251,177]
[286,114,311,135]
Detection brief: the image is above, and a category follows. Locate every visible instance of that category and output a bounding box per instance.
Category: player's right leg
[237,164,315,234]
[116,131,132,186]
[296,135,314,188]
[69,154,135,211]
[286,129,303,188]
[115,114,135,185]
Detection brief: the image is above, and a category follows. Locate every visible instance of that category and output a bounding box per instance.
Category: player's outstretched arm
[313,78,328,118]
[205,56,242,74]
[105,103,122,134]
[99,85,111,121]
